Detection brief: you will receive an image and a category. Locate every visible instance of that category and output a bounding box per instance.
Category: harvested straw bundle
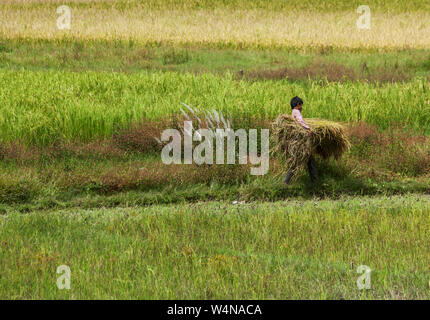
[271,115,350,175]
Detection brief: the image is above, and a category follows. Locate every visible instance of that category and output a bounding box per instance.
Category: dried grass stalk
[271,114,350,175]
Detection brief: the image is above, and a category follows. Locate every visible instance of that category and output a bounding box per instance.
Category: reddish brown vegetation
[56,161,252,193]
[0,119,428,194]
[113,119,167,153]
[0,119,169,163]
[347,122,430,177]
[243,60,411,83]
[0,140,126,163]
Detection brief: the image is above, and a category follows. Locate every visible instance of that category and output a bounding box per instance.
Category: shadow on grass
[300,159,373,197]
[1,156,429,212]
[241,158,378,201]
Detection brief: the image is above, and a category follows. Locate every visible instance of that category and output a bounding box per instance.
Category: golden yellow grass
[1,3,429,49]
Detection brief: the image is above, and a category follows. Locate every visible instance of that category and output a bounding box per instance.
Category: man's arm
[292,109,310,130]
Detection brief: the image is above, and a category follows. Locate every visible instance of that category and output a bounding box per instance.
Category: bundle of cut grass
[271,115,350,175]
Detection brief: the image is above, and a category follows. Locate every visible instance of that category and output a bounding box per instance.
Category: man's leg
[307,156,318,182]
[283,166,295,184]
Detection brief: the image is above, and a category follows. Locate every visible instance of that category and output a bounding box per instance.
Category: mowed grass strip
[2,39,430,81]
[0,70,429,145]
[0,195,429,299]
[1,0,430,49]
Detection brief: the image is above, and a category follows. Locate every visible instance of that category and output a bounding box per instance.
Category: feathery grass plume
[271,115,350,176]
[179,103,232,137]
[160,103,234,151]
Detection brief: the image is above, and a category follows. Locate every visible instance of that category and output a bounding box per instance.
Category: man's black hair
[290,96,303,109]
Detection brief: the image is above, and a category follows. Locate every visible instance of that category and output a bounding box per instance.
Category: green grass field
[0,70,429,144]
[2,195,430,299]
[1,0,430,300]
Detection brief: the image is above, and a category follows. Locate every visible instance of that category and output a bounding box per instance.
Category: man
[283,96,318,184]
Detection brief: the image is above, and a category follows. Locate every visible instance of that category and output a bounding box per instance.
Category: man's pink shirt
[292,109,310,129]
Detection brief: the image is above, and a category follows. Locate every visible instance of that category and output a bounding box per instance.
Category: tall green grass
[0,70,429,144]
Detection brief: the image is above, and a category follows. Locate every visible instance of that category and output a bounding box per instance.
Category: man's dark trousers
[283,155,318,184]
